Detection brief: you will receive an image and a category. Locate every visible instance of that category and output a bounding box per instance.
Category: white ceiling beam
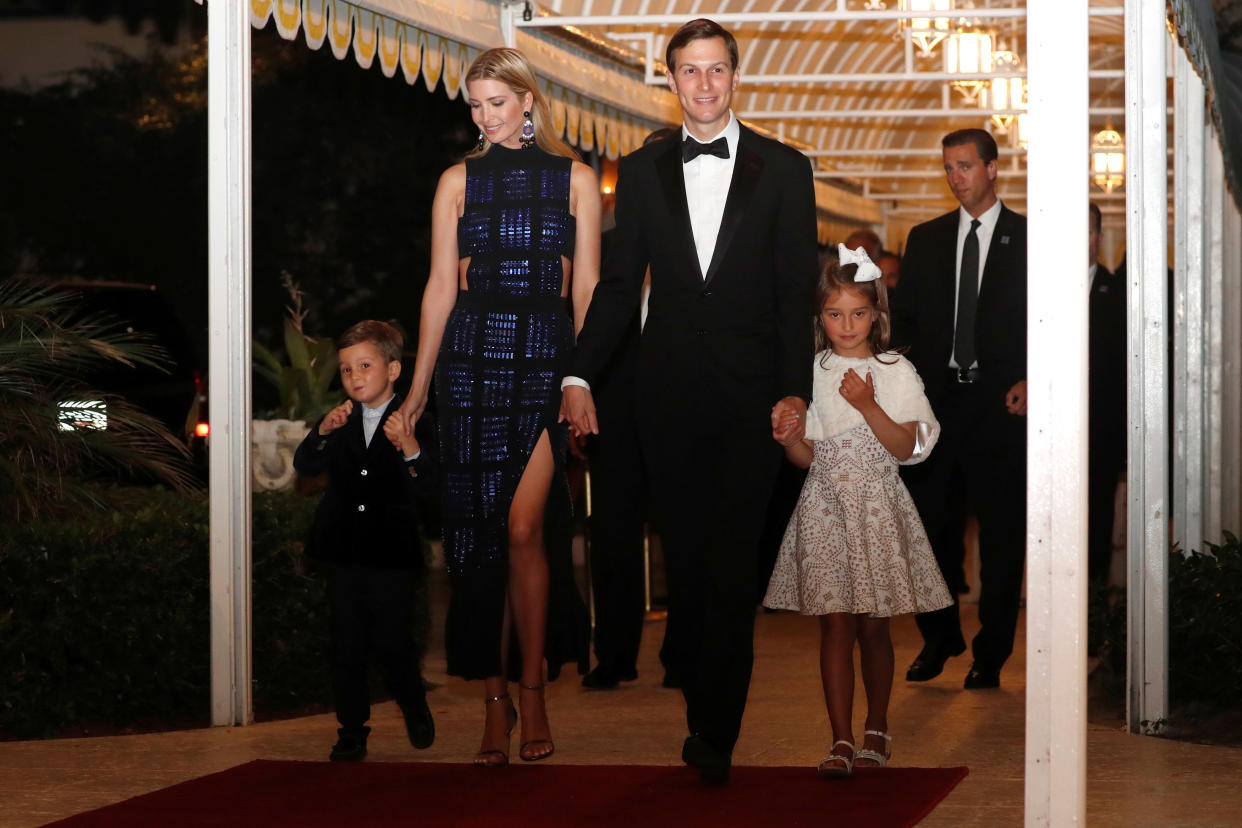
[743,107,1135,119]
[515,8,1123,28]
[732,69,1124,84]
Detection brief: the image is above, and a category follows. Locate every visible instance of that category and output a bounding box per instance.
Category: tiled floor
[3,571,1241,827]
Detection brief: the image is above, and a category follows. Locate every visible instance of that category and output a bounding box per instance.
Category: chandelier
[899,0,953,57]
[945,30,993,102]
[1091,128,1126,193]
[987,50,1025,132]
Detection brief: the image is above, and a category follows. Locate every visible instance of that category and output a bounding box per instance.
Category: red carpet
[47,760,968,827]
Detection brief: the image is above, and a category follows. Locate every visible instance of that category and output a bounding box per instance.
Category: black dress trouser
[587,324,647,677]
[328,563,423,733]
[901,376,1027,673]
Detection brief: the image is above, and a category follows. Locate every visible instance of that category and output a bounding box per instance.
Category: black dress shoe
[582,664,637,690]
[682,734,730,784]
[904,636,967,682]
[963,664,1001,689]
[403,698,435,749]
[329,726,370,761]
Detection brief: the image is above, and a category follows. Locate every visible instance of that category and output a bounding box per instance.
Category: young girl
[764,244,952,778]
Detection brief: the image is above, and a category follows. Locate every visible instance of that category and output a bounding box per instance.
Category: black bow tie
[682,136,730,163]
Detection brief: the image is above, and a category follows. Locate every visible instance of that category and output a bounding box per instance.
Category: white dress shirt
[949,198,1004,370]
[360,396,393,448]
[682,113,740,278]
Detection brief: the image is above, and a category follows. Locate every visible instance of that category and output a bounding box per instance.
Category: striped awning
[228,0,679,158]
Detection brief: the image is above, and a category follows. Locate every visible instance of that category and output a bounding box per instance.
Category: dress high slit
[437,143,587,681]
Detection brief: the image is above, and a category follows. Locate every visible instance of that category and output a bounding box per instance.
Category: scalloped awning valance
[218,0,681,159]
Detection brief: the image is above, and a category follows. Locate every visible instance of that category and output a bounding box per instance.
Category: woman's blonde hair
[464,48,578,161]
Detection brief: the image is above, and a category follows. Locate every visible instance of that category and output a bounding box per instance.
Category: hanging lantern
[946,30,993,101]
[1091,128,1126,193]
[987,50,1025,132]
[900,0,953,57]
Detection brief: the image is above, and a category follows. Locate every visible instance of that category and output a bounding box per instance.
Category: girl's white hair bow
[837,243,882,283]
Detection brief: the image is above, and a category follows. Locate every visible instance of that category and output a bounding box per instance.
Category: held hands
[398,392,428,436]
[770,396,808,447]
[559,385,599,438]
[839,369,877,413]
[383,409,420,457]
[1005,380,1028,416]
[318,400,353,435]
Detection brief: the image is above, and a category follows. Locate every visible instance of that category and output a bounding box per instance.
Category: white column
[1124,0,1169,734]
[207,0,254,727]
[1172,48,1206,555]
[1223,197,1242,532]
[1203,125,1224,543]
[1024,1,1088,824]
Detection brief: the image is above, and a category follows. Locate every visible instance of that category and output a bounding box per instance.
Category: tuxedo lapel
[704,135,763,286]
[654,139,703,281]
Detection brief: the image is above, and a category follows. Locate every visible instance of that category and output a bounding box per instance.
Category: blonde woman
[400,47,600,766]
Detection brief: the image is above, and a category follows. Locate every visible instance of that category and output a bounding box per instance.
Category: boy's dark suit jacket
[893,205,1028,410]
[568,124,819,754]
[293,397,436,570]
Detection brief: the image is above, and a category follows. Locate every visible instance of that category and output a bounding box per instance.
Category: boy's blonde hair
[812,257,895,364]
[337,320,403,365]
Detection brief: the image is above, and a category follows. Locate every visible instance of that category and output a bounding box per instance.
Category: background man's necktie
[954,218,981,369]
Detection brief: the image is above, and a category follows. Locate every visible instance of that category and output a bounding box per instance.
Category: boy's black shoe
[403,698,435,750]
[329,726,370,762]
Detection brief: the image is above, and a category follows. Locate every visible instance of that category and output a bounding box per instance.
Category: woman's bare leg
[508,430,555,757]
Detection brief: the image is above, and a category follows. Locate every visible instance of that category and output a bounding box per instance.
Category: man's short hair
[644,126,679,147]
[337,320,404,365]
[942,128,999,164]
[665,18,739,72]
[1089,202,1102,234]
[844,229,883,261]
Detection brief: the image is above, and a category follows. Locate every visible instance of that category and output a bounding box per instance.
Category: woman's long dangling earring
[519,111,535,148]
[476,130,486,152]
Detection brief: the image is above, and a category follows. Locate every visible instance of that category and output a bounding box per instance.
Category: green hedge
[0,488,428,740]
[1092,531,1242,710]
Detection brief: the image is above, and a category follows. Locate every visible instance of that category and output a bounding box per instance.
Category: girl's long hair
[464,48,578,162]
[812,257,897,367]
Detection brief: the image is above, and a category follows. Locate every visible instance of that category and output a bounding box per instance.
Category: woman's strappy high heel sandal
[518,682,555,762]
[473,692,517,767]
[816,740,855,779]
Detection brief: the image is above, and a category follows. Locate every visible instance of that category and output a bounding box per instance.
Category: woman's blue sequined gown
[437,144,587,680]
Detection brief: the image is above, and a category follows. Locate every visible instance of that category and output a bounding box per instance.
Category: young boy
[293,320,436,761]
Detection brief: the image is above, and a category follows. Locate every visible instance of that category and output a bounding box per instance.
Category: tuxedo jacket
[570,125,819,433]
[293,396,436,570]
[893,205,1028,408]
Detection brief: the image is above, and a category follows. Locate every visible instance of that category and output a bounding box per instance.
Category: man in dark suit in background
[562,18,819,781]
[580,128,679,692]
[1087,202,1126,583]
[893,128,1028,691]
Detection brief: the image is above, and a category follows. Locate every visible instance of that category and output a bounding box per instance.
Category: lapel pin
[1000,235,1010,244]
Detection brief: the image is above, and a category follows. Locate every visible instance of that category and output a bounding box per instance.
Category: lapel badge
[1000,235,1010,245]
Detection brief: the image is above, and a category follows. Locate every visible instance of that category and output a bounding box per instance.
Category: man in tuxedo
[893,128,1028,690]
[561,18,818,781]
[1087,202,1126,582]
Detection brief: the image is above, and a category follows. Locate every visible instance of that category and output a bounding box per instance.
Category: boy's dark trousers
[328,562,424,732]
